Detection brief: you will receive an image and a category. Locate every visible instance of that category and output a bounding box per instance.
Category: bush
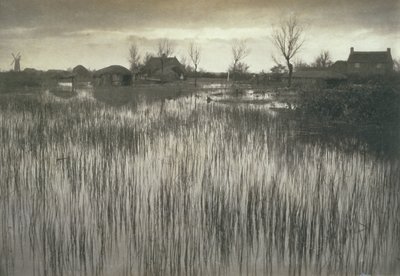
[0,72,43,92]
[297,84,400,125]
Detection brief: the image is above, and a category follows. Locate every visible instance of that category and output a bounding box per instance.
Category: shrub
[0,72,43,93]
[296,84,400,125]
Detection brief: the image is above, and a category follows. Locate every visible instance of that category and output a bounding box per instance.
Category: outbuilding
[141,55,186,81]
[93,65,132,86]
[72,65,92,83]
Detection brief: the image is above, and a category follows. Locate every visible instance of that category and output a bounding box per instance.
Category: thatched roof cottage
[72,65,92,82]
[142,55,186,81]
[93,65,132,86]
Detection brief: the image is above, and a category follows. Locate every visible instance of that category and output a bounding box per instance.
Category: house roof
[143,57,185,73]
[93,65,131,77]
[348,51,393,64]
[292,70,347,80]
[73,65,91,76]
[332,60,347,66]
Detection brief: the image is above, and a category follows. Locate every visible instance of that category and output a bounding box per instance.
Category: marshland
[0,81,399,276]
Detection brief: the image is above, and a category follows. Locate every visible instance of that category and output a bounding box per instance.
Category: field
[1,82,400,275]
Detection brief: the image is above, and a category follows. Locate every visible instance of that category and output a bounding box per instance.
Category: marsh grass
[0,90,399,276]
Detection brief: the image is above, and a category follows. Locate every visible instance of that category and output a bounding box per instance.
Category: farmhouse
[142,55,186,81]
[347,47,393,76]
[93,65,132,86]
[291,70,347,88]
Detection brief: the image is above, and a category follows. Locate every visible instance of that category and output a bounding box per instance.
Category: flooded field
[0,86,399,275]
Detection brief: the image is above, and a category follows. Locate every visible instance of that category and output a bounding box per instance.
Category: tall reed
[0,91,399,275]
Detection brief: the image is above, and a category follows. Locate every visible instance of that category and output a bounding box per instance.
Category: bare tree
[271,15,305,87]
[270,64,287,74]
[231,40,250,81]
[143,52,154,65]
[180,56,194,73]
[157,38,175,73]
[157,38,175,57]
[313,50,333,68]
[188,42,201,87]
[393,58,400,72]
[294,59,310,71]
[129,44,141,74]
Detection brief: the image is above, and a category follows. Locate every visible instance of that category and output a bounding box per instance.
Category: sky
[0,0,399,72]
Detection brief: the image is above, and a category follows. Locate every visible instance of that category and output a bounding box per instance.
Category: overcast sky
[0,0,399,72]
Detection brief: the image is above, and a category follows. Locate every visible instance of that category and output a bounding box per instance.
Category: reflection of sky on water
[1,87,399,276]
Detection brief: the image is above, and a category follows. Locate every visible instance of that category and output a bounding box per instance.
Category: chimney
[387,48,391,54]
[350,47,354,54]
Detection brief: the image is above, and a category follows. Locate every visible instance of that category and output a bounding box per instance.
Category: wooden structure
[141,55,186,81]
[10,53,21,72]
[72,65,92,83]
[56,72,76,92]
[44,70,76,92]
[93,65,132,86]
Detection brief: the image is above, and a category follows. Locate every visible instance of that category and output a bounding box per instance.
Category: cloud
[0,0,398,72]
[1,0,398,32]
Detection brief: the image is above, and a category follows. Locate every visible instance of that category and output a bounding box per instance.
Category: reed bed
[0,91,399,276]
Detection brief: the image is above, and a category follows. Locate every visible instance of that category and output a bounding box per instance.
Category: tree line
[129,15,398,87]
[128,15,311,87]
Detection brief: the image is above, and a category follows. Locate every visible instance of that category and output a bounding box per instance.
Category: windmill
[11,53,21,72]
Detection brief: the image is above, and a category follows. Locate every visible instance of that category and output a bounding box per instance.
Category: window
[354,63,360,68]
[376,63,383,69]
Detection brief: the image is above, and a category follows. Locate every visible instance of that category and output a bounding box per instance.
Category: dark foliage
[0,72,43,92]
[296,85,400,125]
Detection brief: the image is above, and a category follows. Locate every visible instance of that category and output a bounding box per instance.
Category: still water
[1,88,399,275]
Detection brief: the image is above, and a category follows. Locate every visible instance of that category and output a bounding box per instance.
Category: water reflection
[0,91,399,276]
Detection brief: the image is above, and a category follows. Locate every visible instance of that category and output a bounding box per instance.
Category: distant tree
[294,59,310,72]
[231,40,250,81]
[157,39,175,57]
[270,64,287,74]
[271,15,305,87]
[129,43,141,73]
[313,50,333,68]
[157,38,175,73]
[229,62,249,74]
[180,56,188,70]
[180,56,194,73]
[188,42,201,87]
[180,56,187,67]
[143,52,154,65]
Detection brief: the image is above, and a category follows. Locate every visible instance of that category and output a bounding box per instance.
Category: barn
[141,55,186,82]
[72,65,92,83]
[93,65,132,86]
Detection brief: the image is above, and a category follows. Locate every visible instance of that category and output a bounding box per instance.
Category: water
[0,88,399,276]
